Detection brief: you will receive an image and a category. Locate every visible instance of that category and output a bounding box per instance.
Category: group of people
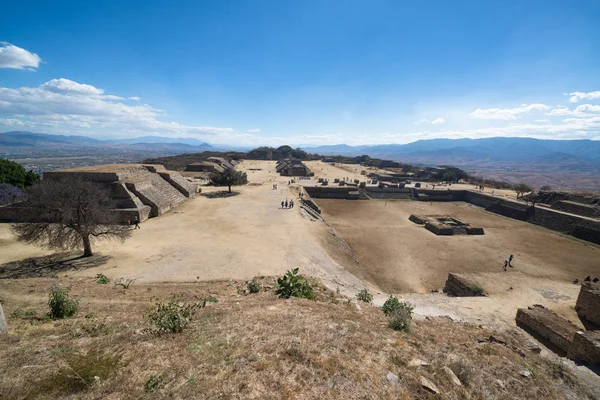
[281,198,294,209]
[503,254,514,271]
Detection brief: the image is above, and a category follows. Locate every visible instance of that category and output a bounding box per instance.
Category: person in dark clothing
[503,260,508,271]
[508,254,514,267]
[284,199,288,208]
[134,216,140,229]
[281,200,284,209]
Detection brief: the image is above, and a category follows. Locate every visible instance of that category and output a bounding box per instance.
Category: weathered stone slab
[443,273,485,297]
[0,303,7,334]
[516,305,578,355]
[567,330,600,365]
[575,283,600,327]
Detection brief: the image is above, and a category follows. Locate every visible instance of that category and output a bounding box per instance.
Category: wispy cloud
[414,117,445,124]
[247,128,260,132]
[565,91,600,103]
[470,104,550,120]
[0,42,42,70]
[0,79,232,138]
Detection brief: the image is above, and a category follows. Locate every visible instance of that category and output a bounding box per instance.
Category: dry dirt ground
[0,160,598,331]
[0,160,368,296]
[1,277,599,400]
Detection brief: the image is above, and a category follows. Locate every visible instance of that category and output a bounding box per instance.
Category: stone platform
[0,164,200,223]
[410,214,485,236]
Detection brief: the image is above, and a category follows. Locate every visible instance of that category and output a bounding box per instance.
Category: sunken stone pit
[410,214,485,236]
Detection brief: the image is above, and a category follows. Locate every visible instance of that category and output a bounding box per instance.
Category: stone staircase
[124,172,187,217]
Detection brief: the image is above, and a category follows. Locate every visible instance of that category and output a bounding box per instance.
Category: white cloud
[0,118,33,127]
[414,118,444,124]
[534,119,550,122]
[566,91,600,103]
[247,128,260,132]
[0,79,233,139]
[0,42,42,70]
[40,78,104,95]
[470,104,550,120]
[546,104,600,117]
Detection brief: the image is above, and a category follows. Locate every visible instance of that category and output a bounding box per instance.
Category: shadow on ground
[0,252,110,279]
[201,191,241,199]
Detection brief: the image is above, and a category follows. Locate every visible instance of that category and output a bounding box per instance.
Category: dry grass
[0,276,597,399]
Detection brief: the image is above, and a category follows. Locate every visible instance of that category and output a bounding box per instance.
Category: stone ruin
[185,161,225,173]
[409,214,484,236]
[516,301,600,365]
[0,164,200,224]
[516,305,579,356]
[276,159,314,177]
[0,302,7,334]
[575,282,600,328]
[443,273,486,297]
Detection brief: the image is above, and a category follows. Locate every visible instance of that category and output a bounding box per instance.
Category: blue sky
[1,0,599,145]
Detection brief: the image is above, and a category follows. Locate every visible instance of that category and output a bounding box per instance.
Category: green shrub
[11,308,37,318]
[145,373,164,393]
[95,273,110,284]
[275,268,315,300]
[382,295,401,316]
[48,286,79,319]
[387,302,414,332]
[148,296,217,333]
[247,280,261,294]
[356,288,373,303]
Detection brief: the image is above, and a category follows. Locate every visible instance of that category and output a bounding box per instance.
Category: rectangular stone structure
[575,283,600,327]
[516,305,579,355]
[567,331,600,365]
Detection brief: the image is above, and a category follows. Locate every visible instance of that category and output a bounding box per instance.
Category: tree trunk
[82,235,93,257]
[228,184,232,193]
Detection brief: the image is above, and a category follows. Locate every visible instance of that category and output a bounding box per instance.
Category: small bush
[356,288,373,303]
[145,373,164,393]
[387,302,414,332]
[382,295,401,316]
[247,280,261,294]
[48,286,79,319]
[95,273,110,284]
[148,296,217,333]
[275,268,315,300]
[11,308,37,318]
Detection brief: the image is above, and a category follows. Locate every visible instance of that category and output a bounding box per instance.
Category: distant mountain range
[303,138,600,168]
[2,131,599,189]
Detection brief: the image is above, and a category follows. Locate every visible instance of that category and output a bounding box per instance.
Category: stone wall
[553,200,600,219]
[301,198,321,214]
[485,203,529,221]
[157,171,197,197]
[567,331,600,365]
[575,283,600,327]
[515,305,578,355]
[304,187,358,200]
[365,187,411,200]
[443,273,486,297]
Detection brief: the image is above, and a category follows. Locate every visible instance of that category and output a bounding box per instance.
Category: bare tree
[11,178,131,257]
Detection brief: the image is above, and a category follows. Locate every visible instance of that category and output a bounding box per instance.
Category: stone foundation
[567,331,600,365]
[443,273,486,297]
[515,305,578,355]
[575,283,600,327]
[410,215,484,236]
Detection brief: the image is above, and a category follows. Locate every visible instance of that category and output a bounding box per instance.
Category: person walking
[290,199,294,208]
[508,254,514,267]
[503,260,508,271]
[281,200,284,209]
[285,199,288,208]
[134,216,140,229]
